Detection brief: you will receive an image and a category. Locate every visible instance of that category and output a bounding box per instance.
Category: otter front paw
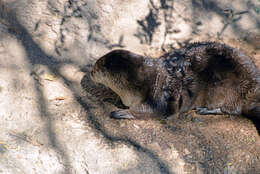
[196,107,222,115]
[195,107,209,115]
[110,109,135,119]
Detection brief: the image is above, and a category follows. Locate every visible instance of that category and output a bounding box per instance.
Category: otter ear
[103,49,144,70]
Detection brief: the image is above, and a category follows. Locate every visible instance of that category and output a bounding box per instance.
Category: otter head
[90,50,146,106]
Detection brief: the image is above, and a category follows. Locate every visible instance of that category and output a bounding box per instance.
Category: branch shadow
[135,0,260,51]
[191,0,260,48]
[2,1,259,173]
[135,9,161,44]
[165,122,227,173]
[134,0,176,49]
[0,4,75,174]
[0,2,172,174]
[79,69,172,174]
[54,1,125,58]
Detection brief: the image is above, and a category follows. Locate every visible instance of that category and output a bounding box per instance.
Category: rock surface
[0,0,260,173]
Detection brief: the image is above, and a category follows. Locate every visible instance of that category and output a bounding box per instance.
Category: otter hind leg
[110,109,135,119]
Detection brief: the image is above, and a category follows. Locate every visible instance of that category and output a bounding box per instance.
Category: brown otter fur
[90,42,260,120]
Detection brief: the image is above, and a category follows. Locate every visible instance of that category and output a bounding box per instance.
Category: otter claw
[110,110,135,119]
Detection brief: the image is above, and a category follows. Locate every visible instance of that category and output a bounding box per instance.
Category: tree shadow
[135,0,260,51]
[0,2,172,174]
[166,113,260,173]
[55,0,125,57]
[134,0,177,51]
[135,9,161,44]
[191,0,260,48]
[134,0,260,132]
[165,122,227,173]
[2,0,259,173]
[0,5,74,174]
[78,96,172,174]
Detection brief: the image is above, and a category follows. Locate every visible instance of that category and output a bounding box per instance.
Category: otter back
[90,42,260,121]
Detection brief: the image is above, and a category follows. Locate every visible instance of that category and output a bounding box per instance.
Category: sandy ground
[0,0,260,173]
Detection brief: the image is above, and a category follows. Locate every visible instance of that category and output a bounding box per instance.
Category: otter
[90,42,260,120]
